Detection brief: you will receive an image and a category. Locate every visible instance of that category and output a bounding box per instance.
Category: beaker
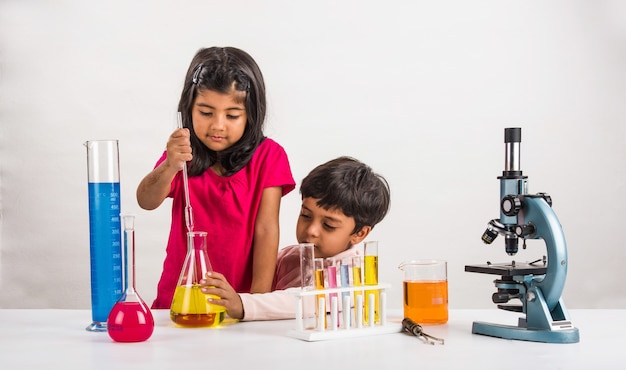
[107,215,154,342]
[170,232,226,327]
[398,260,448,324]
[84,140,123,332]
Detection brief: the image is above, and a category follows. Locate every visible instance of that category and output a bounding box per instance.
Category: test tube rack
[287,283,402,341]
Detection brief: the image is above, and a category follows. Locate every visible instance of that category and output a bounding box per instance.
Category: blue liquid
[88,182,123,327]
[340,263,351,327]
[340,264,351,300]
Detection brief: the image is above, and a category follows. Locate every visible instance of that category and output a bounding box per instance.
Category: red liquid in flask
[107,301,154,342]
[106,214,155,342]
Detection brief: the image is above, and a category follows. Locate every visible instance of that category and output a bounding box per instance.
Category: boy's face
[296,197,367,258]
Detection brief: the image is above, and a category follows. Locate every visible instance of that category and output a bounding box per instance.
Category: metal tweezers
[402,318,445,345]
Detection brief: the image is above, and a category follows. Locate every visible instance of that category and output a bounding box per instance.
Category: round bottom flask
[107,215,154,342]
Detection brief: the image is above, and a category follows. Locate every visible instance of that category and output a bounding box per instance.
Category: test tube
[356,294,364,329]
[352,255,364,327]
[299,243,316,330]
[342,295,351,330]
[314,258,326,330]
[299,243,315,289]
[330,296,338,331]
[339,258,351,328]
[364,241,380,325]
[326,258,339,328]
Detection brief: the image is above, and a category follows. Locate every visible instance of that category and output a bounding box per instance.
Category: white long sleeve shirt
[238,245,360,321]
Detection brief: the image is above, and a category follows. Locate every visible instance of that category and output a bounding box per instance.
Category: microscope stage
[465,262,547,276]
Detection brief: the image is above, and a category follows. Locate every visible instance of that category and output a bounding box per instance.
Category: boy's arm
[238,290,297,321]
[200,271,297,321]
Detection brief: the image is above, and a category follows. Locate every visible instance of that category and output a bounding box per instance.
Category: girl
[137,47,295,309]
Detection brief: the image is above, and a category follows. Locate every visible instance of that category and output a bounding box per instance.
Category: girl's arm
[250,186,283,293]
[136,128,191,210]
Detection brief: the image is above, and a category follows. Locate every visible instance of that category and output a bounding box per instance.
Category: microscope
[465,127,579,343]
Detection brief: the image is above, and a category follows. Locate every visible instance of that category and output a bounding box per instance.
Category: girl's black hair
[300,156,391,234]
[178,47,266,176]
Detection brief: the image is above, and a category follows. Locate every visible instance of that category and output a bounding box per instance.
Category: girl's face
[191,88,247,152]
[296,197,367,258]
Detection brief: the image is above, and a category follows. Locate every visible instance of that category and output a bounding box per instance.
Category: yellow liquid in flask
[170,285,225,328]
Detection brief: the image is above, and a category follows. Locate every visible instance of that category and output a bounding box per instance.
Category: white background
[1,0,625,310]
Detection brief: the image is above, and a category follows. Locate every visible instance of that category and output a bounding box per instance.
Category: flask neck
[181,231,212,285]
[123,228,137,291]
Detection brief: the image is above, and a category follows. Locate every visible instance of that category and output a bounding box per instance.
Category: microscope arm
[520,196,568,311]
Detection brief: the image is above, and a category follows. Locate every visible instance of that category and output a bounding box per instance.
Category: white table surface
[0,308,622,369]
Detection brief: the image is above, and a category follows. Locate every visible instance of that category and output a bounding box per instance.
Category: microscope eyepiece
[501,127,525,179]
[504,127,521,143]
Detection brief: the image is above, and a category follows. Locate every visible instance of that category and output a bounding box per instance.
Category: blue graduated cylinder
[87,181,123,331]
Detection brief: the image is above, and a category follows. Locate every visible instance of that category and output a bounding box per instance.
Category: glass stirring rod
[177,112,194,232]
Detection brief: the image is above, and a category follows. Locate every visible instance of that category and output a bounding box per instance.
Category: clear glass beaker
[84,140,123,332]
[170,232,226,327]
[107,215,154,342]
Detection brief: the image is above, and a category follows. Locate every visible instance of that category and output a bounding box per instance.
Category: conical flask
[170,231,226,327]
[84,140,123,332]
[107,214,155,342]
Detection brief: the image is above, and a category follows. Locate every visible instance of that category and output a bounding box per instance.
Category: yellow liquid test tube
[364,241,380,325]
[352,256,363,327]
[314,258,326,329]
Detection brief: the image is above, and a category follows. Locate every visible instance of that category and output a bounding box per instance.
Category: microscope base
[472,321,580,343]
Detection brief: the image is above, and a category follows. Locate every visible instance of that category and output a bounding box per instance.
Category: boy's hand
[200,271,245,320]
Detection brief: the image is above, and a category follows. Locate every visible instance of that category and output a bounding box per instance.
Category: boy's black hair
[300,156,390,233]
[178,46,266,176]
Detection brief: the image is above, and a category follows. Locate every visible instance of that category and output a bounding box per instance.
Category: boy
[200,156,390,320]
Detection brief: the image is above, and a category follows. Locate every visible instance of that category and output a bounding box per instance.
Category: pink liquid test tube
[326,258,339,328]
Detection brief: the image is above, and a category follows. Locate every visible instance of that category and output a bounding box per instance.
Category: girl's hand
[200,271,245,320]
[136,128,190,210]
[165,128,192,172]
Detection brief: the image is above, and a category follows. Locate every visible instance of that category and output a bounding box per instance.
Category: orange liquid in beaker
[170,285,225,328]
[403,280,448,324]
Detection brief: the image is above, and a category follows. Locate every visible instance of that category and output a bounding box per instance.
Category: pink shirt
[152,138,295,309]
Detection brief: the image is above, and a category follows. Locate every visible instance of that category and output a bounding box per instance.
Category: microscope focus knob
[501,195,522,216]
[538,192,553,207]
[515,223,536,238]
